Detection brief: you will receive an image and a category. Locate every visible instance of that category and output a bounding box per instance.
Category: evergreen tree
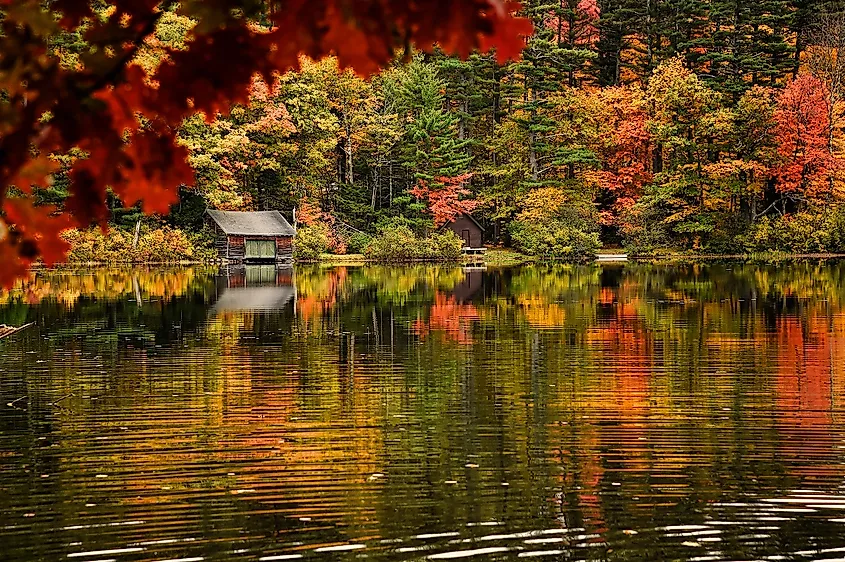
[594,0,642,85]
[503,0,595,188]
[703,0,793,97]
[397,59,472,186]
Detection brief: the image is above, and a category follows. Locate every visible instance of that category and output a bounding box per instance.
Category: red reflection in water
[412,292,480,345]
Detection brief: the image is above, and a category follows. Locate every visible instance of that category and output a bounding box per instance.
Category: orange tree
[0,0,531,285]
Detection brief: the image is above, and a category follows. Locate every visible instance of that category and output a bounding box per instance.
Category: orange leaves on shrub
[295,199,348,253]
[297,198,328,227]
[411,174,479,227]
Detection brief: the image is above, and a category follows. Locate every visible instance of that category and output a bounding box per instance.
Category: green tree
[641,58,725,248]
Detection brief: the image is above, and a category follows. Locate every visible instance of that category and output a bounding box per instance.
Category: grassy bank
[482,248,535,266]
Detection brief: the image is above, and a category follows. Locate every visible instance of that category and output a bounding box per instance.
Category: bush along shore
[61,226,216,264]
[59,223,468,265]
[58,222,845,267]
[294,223,463,263]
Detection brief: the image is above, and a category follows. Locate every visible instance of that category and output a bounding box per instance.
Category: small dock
[462,247,486,266]
[596,253,628,262]
[462,247,486,256]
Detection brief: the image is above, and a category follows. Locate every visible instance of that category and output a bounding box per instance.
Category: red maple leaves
[771,74,837,198]
[411,174,479,227]
[0,0,531,286]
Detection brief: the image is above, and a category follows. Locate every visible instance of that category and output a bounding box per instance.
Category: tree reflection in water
[2,262,845,561]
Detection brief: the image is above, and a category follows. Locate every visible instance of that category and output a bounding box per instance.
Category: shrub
[701,213,748,255]
[619,202,670,255]
[742,208,845,254]
[509,220,600,262]
[62,226,204,263]
[293,224,331,261]
[365,225,418,262]
[421,231,463,261]
[365,225,463,262]
[346,232,372,254]
[135,227,195,262]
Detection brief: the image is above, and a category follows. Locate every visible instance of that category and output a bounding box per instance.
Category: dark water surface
[3,263,845,561]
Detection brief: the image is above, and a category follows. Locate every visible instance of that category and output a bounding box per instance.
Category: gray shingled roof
[206,210,296,236]
[210,286,295,313]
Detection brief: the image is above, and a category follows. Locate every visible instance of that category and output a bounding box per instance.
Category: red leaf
[115,128,194,214]
[93,65,151,134]
[153,26,274,121]
[3,199,73,265]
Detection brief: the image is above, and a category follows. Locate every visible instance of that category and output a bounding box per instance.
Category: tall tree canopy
[0,0,532,285]
[8,0,845,274]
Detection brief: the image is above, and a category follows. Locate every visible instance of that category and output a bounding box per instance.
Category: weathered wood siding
[206,218,230,261]
[228,236,246,261]
[445,215,483,247]
[275,237,293,262]
[204,215,293,262]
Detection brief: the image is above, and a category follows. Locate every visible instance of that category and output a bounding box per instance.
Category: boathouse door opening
[245,239,276,261]
[461,229,471,246]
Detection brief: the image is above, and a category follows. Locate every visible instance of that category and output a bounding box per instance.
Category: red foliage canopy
[771,74,837,198]
[0,0,531,285]
[410,174,479,227]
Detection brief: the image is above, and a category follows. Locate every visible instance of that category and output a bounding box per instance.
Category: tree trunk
[529,137,539,182]
[653,141,663,174]
[371,167,378,210]
[344,130,353,185]
[132,219,141,249]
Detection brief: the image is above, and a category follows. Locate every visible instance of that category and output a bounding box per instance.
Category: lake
[2,262,845,561]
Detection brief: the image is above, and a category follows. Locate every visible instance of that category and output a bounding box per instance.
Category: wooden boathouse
[206,210,296,263]
[441,212,485,253]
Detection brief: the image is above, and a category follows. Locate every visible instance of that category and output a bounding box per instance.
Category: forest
[37,0,845,261]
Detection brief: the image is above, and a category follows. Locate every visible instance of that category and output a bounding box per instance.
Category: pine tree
[397,59,472,186]
[703,0,793,97]
[594,0,642,85]
[503,0,596,188]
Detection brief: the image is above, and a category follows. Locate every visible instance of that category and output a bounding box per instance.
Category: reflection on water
[212,265,295,314]
[3,262,845,560]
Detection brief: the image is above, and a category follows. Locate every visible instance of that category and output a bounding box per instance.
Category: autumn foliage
[772,74,837,198]
[410,174,479,227]
[0,0,531,285]
[9,0,845,272]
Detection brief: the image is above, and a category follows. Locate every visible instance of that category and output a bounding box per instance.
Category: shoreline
[633,252,845,262]
[26,251,845,271]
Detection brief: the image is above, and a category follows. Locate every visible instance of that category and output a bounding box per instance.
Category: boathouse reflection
[211,265,296,314]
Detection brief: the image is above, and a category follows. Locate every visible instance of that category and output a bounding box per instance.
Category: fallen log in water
[0,322,34,340]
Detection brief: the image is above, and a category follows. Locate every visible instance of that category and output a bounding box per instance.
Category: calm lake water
[3,263,845,561]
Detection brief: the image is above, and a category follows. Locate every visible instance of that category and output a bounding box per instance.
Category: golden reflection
[0,267,214,306]
[5,262,845,547]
